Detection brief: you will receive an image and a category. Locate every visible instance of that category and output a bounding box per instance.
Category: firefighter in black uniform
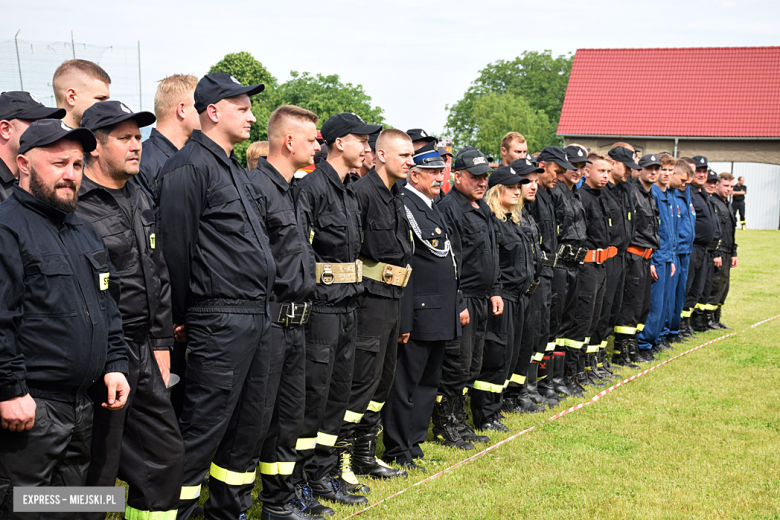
[615,154,661,364]
[383,147,468,466]
[242,105,322,520]
[708,173,738,329]
[478,166,535,430]
[293,113,380,507]
[0,120,129,519]
[436,147,500,445]
[336,129,414,490]
[157,73,276,520]
[503,158,547,413]
[732,177,746,229]
[76,101,184,520]
[603,147,640,368]
[0,91,65,202]
[684,156,720,333]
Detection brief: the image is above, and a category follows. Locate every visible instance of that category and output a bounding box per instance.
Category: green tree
[445,50,573,152]
[471,93,552,159]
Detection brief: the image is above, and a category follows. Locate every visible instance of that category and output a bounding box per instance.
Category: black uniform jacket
[0,187,128,402]
[519,208,543,284]
[551,182,587,248]
[603,181,635,252]
[529,186,558,260]
[691,186,718,247]
[134,128,178,206]
[354,169,413,299]
[399,186,461,342]
[710,194,738,256]
[294,160,363,309]
[437,187,500,299]
[0,158,15,203]
[249,157,316,304]
[157,130,276,324]
[629,180,660,250]
[76,175,173,348]
[493,214,534,302]
[578,184,612,250]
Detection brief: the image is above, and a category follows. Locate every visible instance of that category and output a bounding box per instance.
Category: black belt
[556,244,588,263]
[270,301,312,327]
[707,239,722,251]
[541,251,557,267]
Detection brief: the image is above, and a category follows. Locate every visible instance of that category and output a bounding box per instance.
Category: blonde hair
[659,153,676,167]
[588,151,610,163]
[485,184,523,224]
[154,74,198,122]
[501,131,526,150]
[246,141,269,170]
[267,105,319,141]
[52,59,111,105]
[674,159,692,178]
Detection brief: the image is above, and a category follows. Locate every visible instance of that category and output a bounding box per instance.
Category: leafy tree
[471,93,552,159]
[445,50,573,152]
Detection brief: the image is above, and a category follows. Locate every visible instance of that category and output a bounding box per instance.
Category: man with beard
[52,59,111,128]
[0,92,65,202]
[336,129,414,488]
[0,119,129,518]
[292,113,380,507]
[76,101,184,520]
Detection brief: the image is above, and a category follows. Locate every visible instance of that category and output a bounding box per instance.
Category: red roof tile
[557,47,780,138]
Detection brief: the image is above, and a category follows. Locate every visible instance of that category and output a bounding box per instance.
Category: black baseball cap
[0,91,65,122]
[194,73,265,114]
[368,129,382,150]
[564,145,591,166]
[638,154,661,168]
[488,165,531,189]
[692,155,708,169]
[320,113,382,144]
[509,157,545,177]
[608,146,641,170]
[537,146,575,171]
[438,145,453,158]
[406,128,437,144]
[453,148,492,176]
[18,119,96,155]
[706,169,719,183]
[81,100,156,132]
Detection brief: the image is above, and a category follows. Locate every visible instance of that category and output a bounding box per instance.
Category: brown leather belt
[315,260,363,285]
[360,258,412,287]
[582,246,618,264]
[627,245,654,259]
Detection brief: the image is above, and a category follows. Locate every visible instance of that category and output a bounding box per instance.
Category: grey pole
[138,41,142,110]
[14,30,23,90]
[71,31,76,59]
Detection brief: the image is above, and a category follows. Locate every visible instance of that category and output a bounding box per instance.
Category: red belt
[582,246,618,264]
[627,245,654,259]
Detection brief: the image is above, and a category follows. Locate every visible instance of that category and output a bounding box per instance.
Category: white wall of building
[708,162,780,230]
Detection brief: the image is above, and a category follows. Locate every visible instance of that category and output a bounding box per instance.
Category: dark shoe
[353,426,407,480]
[580,369,606,388]
[527,361,558,408]
[295,484,335,517]
[658,338,673,350]
[454,395,490,443]
[517,383,547,412]
[501,395,522,413]
[400,460,425,472]
[477,415,509,433]
[589,352,615,380]
[714,308,731,330]
[563,361,586,397]
[432,396,477,450]
[667,334,682,344]
[635,349,654,363]
[691,310,709,332]
[261,500,326,520]
[309,477,368,506]
[336,439,371,494]
[599,349,621,379]
[627,337,647,364]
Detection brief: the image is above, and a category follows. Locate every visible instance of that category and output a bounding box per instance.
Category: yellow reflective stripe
[614,325,636,334]
[462,387,469,395]
[209,463,255,486]
[599,340,608,349]
[317,431,337,447]
[555,338,564,346]
[473,380,504,393]
[681,309,693,318]
[277,461,295,475]
[367,400,384,412]
[695,303,708,310]
[296,437,316,451]
[125,506,177,520]
[180,485,201,501]
[343,410,363,423]
[260,462,278,475]
[511,373,526,385]
[545,342,556,351]
[583,337,590,344]
[503,379,510,389]
[560,338,584,349]
[435,394,443,403]
[586,344,599,353]
[636,323,645,331]
[532,352,544,362]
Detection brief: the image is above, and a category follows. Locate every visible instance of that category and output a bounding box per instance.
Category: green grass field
[117,230,780,519]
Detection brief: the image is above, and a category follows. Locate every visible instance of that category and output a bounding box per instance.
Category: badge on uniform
[309,229,315,244]
[435,227,441,234]
[149,233,156,249]
[99,272,110,291]
[431,239,439,247]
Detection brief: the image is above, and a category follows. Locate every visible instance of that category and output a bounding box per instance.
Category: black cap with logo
[488,165,532,189]
[453,148,492,175]
[608,146,641,170]
[194,73,265,114]
[638,154,661,168]
[81,100,156,132]
[692,155,708,169]
[509,157,545,177]
[320,113,382,144]
[18,119,96,155]
[564,145,591,166]
[0,91,65,122]
[537,146,576,171]
[706,169,719,183]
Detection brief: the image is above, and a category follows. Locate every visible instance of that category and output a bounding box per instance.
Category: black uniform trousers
[339,294,401,443]
[177,311,271,520]
[238,324,306,510]
[382,338,446,465]
[616,253,652,336]
[733,200,745,225]
[684,245,713,314]
[550,262,580,344]
[506,293,535,396]
[597,253,625,345]
[439,296,489,398]
[709,253,732,306]
[472,298,522,425]
[0,396,93,520]
[531,269,554,359]
[293,309,356,484]
[85,338,184,520]
[560,263,607,374]
[169,339,188,418]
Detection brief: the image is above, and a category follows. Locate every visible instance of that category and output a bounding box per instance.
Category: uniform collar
[450,185,488,215]
[0,158,14,183]
[581,183,602,196]
[537,185,553,204]
[319,160,348,193]
[149,128,179,157]
[404,183,433,209]
[12,185,81,227]
[191,130,240,169]
[366,168,395,203]
[255,157,293,193]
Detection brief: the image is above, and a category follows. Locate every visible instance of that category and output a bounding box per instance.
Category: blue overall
[664,186,695,337]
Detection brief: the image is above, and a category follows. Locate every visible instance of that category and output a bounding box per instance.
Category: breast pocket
[85,251,111,310]
[206,184,246,234]
[316,212,347,250]
[267,209,301,257]
[90,215,136,272]
[461,221,488,253]
[140,208,157,254]
[22,254,78,317]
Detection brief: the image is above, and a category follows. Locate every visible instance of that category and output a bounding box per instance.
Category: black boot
[527,361,556,408]
[551,352,573,397]
[431,396,475,450]
[501,392,522,413]
[454,395,490,444]
[680,317,693,338]
[586,352,610,383]
[691,310,709,332]
[599,348,621,379]
[352,426,407,480]
[563,361,585,397]
[309,477,368,506]
[261,499,326,520]
[516,382,546,412]
[627,337,651,363]
[657,338,673,350]
[589,351,615,380]
[714,307,731,329]
[335,438,371,494]
[613,336,640,369]
[705,310,720,330]
[537,355,562,405]
[478,412,509,433]
[295,483,335,518]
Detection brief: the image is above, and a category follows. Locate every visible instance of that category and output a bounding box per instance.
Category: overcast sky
[2,0,778,136]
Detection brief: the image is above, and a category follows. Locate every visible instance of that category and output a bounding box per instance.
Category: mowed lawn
[117,230,780,519]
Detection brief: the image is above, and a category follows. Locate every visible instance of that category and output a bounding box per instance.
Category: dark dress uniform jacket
[603,181,635,252]
[354,169,413,299]
[134,128,178,206]
[437,187,500,299]
[493,214,534,302]
[711,195,738,256]
[551,183,587,248]
[691,186,718,247]
[157,130,276,324]
[399,187,461,342]
[248,157,316,304]
[629,181,660,250]
[0,187,128,402]
[76,175,174,348]
[294,161,363,308]
[529,186,558,262]
[578,185,611,250]
[0,158,15,203]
